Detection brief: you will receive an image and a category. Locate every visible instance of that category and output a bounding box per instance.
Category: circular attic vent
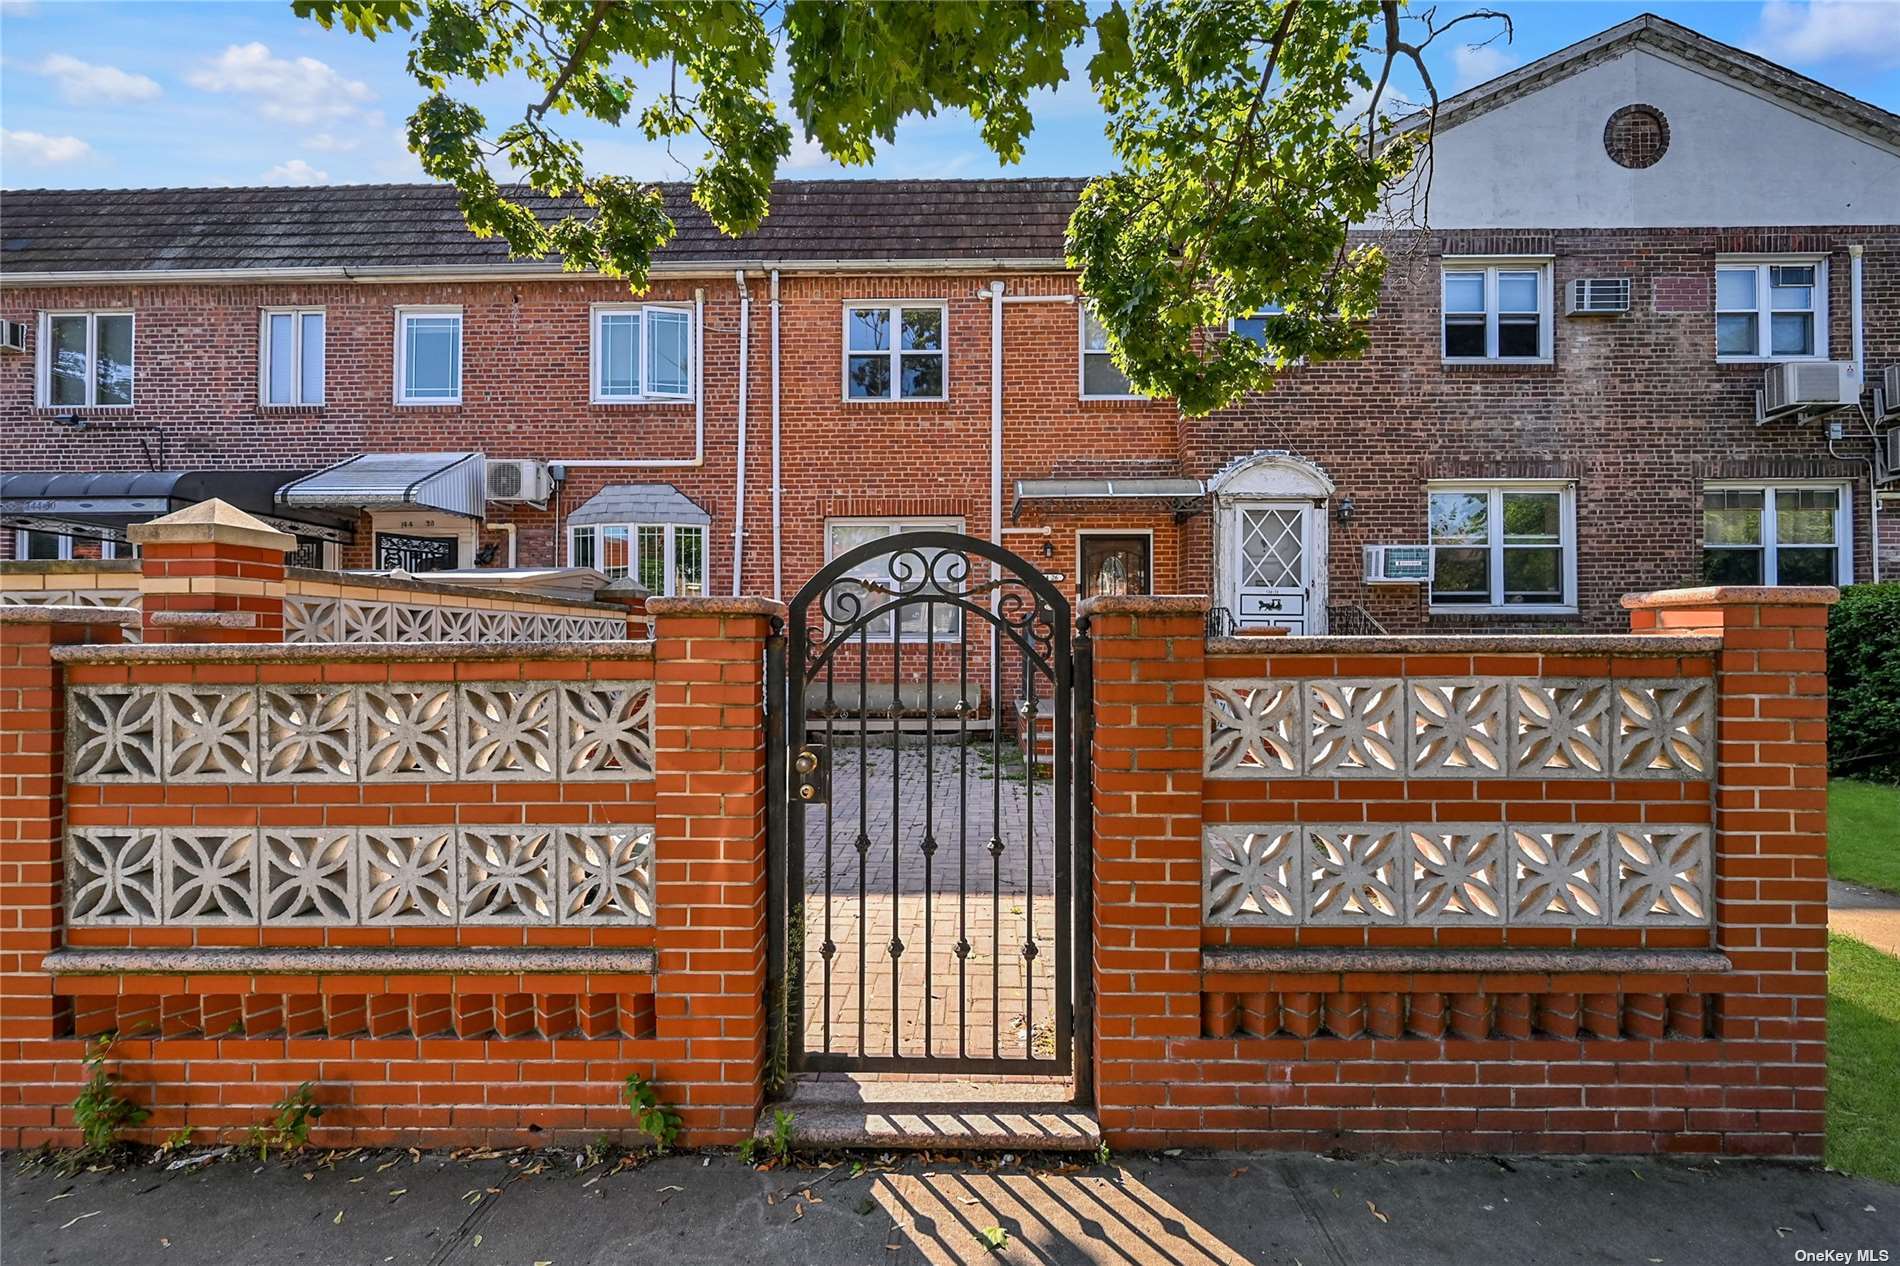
[1604,104,1670,169]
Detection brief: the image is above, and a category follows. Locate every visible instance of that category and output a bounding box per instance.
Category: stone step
[759,1078,1098,1152]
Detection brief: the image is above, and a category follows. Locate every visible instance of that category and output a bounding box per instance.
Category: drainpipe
[732,270,750,596]
[989,280,1005,585]
[770,269,784,601]
[1841,245,1881,584]
[557,287,707,468]
[491,522,517,567]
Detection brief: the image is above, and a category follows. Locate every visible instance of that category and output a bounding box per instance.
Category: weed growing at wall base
[70,1035,148,1159]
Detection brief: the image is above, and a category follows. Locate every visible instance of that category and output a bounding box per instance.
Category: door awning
[567,483,712,527]
[1011,477,1206,522]
[277,452,486,518]
[0,470,356,543]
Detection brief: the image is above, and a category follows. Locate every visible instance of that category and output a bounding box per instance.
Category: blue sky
[2,1,1896,189]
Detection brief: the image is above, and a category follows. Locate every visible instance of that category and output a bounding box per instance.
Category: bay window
[844,303,946,400]
[824,518,962,639]
[261,308,325,405]
[1701,483,1849,585]
[40,311,133,407]
[591,304,693,402]
[568,522,705,596]
[1428,482,1576,612]
[1715,260,1825,360]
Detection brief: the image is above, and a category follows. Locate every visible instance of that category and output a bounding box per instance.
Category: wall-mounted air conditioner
[1566,278,1630,315]
[1363,544,1433,585]
[1879,365,1900,423]
[1882,427,1900,486]
[1757,360,1859,424]
[485,459,554,507]
[0,321,26,354]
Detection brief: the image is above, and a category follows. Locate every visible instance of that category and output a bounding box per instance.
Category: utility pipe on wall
[732,271,750,595]
[770,269,784,601]
[554,288,707,469]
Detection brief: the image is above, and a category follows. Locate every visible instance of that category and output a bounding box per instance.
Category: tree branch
[528,0,611,122]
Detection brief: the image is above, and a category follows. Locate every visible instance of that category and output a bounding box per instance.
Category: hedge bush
[1828,582,1900,783]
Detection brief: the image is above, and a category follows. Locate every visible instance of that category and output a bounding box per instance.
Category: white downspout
[770,269,784,601]
[1850,245,1880,583]
[989,280,1005,586]
[491,522,517,567]
[560,288,706,468]
[732,270,750,595]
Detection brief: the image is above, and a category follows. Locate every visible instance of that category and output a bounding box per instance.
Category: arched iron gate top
[772,530,1089,1082]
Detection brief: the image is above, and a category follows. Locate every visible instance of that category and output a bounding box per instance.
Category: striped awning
[278,452,486,518]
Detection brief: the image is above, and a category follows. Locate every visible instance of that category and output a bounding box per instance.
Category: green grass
[1827,934,1900,1183]
[1827,779,1900,896]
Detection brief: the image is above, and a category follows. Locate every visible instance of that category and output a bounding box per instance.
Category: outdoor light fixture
[1335,496,1356,523]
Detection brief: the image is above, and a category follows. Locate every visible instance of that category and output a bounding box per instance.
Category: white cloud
[1,127,92,166]
[262,158,328,186]
[1753,0,1900,69]
[305,132,361,153]
[33,53,161,104]
[188,42,376,125]
[1448,42,1519,92]
[781,134,840,173]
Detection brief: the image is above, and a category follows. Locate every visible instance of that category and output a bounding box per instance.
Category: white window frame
[589,302,695,404]
[823,517,965,641]
[1714,255,1829,363]
[393,305,464,406]
[566,521,707,596]
[1701,480,1852,586]
[1439,257,1553,365]
[1425,479,1578,615]
[841,301,948,402]
[13,528,74,561]
[1079,306,1140,400]
[259,307,326,407]
[37,310,135,408]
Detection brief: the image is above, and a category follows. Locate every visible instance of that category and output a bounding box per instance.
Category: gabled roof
[1397,12,1900,149]
[0,179,1086,278]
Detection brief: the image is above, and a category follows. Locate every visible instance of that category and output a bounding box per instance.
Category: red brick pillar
[647,596,780,1146]
[0,608,127,1147]
[1623,584,1836,1157]
[1082,595,1208,1147]
[129,498,293,643]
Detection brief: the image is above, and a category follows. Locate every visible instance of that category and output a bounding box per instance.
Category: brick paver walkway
[797,738,1063,1065]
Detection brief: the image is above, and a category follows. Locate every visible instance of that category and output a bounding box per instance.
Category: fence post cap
[127,498,296,554]
[1620,585,1839,610]
[647,595,787,618]
[1078,593,1211,619]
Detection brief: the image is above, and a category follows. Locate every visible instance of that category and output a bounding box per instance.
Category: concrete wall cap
[648,595,787,617]
[1079,594,1212,618]
[0,559,139,577]
[43,946,657,976]
[1621,584,1840,609]
[1208,633,1724,656]
[51,637,656,665]
[128,497,297,553]
[0,604,139,627]
[147,610,257,629]
[1202,946,1734,975]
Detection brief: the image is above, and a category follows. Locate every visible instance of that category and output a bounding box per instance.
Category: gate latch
[793,743,830,805]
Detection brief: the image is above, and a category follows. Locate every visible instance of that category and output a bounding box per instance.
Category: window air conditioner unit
[1757,360,1858,424]
[1566,278,1630,315]
[0,320,26,354]
[1879,364,1900,423]
[485,459,554,506]
[1882,426,1900,486]
[1363,544,1433,585]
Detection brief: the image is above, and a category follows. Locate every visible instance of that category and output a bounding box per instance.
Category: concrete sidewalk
[5,1147,1894,1265]
[1831,878,1900,958]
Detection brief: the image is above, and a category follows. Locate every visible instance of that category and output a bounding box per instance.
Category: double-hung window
[1715,259,1826,360]
[395,307,462,404]
[568,522,706,596]
[1701,483,1849,585]
[1427,482,1576,612]
[1441,260,1551,363]
[40,311,133,407]
[844,303,946,400]
[591,304,694,402]
[1080,307,1137,398]
[823,518,962,639]
[260,308,325,405]
[1229,303,1286,348]
[14,529,72,561]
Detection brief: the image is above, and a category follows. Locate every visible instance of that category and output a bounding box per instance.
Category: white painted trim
[1701,479,1854,586]
[1074,528,1155,599]
[14,528,74,560]
[258,307,326,407]
[392,305,464,406]
[1425,480,1578,615]
[1214,499,1329,634]
[36,309,135,409]
[588,301,696,404]
[1440,259,1554,365]
[1713,258,1829,363]
[840,300,949,402]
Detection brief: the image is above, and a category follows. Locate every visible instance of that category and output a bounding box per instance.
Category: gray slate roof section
[567,483,711,526]
[0,179,1088,276]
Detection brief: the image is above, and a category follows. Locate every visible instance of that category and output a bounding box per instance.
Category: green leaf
[979,1225,1009,1250]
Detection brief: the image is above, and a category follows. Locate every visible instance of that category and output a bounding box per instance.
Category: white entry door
[1233,503,1311,632]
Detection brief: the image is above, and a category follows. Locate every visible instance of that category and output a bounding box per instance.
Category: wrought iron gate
[766,531,1091,1079]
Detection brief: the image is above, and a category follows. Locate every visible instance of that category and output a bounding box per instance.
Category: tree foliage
[296,0,1507,412]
